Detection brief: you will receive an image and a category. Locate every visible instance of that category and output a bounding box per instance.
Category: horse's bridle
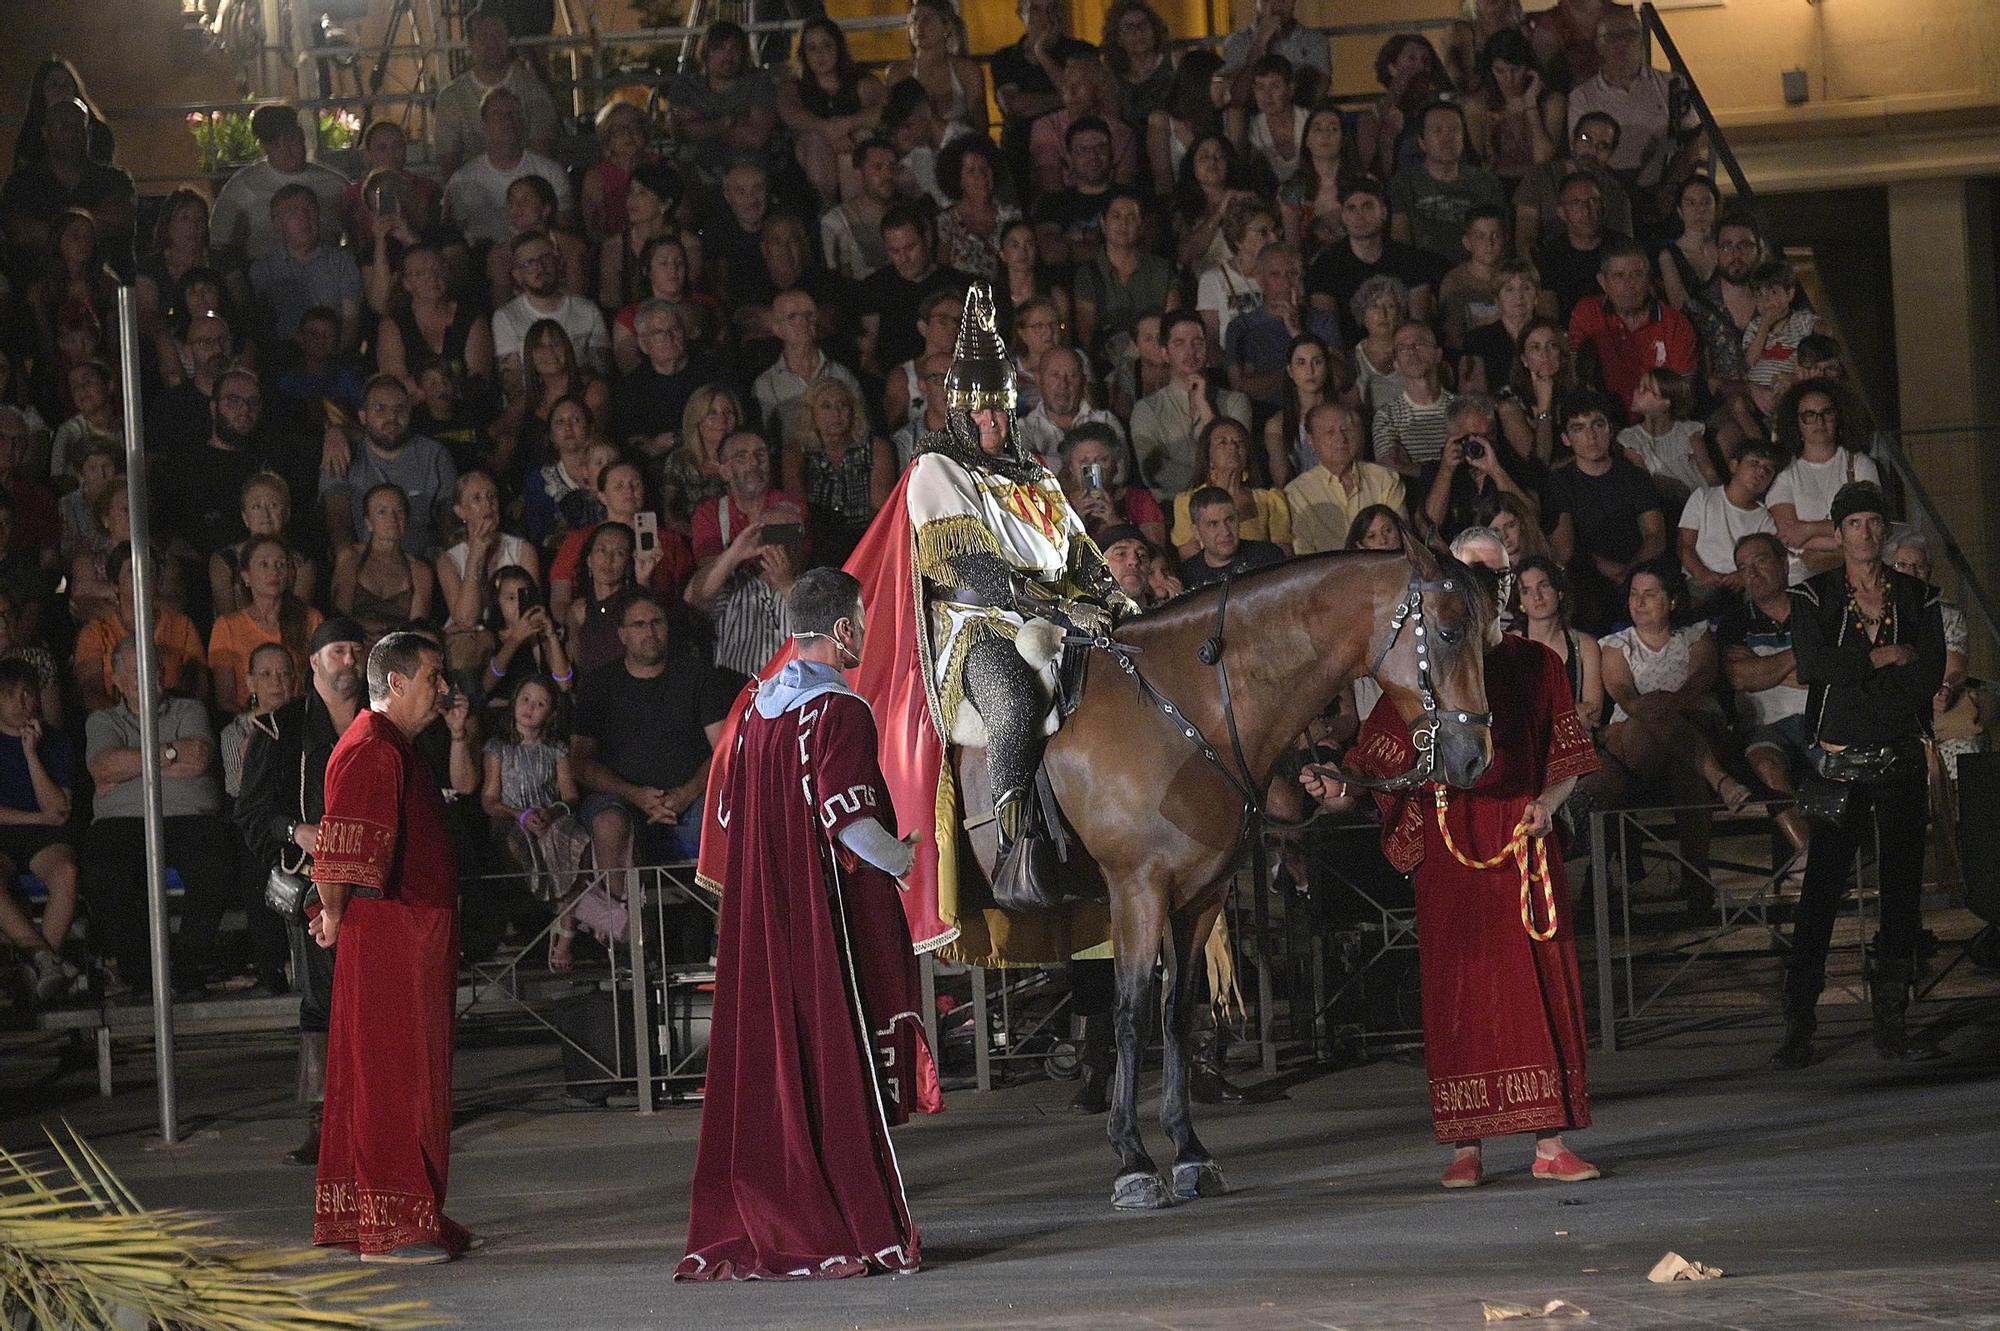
[1086,570,1492,832]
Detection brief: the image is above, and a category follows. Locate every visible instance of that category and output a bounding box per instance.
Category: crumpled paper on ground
[1648,1252,1724,1283]
[1481,1299,1591,1320]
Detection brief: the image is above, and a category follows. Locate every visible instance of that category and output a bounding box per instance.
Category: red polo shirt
[1568,296,1696,415]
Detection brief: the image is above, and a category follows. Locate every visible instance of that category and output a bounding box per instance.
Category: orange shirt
[208,606,325,713]
[75,611,210,711]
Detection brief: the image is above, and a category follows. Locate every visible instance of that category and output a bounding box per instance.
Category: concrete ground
[5,992,1998,1331]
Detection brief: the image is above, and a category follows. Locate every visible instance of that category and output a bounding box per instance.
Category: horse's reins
[1084,570,1492,834]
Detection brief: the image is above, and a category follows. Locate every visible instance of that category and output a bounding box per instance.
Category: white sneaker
[32,951,70,1003]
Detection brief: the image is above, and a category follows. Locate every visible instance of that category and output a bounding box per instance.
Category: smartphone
[633,509,660,555]
[761,521,803,547]
[1083,462,1106,492]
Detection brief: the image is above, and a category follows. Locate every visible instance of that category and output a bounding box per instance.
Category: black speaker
[551,978,716,1104]
[1957,752,2000,925]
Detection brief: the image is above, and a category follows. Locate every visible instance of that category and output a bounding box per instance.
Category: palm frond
[0,1122,447,1330]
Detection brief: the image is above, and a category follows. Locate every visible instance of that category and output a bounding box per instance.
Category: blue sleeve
[40,734,76,790]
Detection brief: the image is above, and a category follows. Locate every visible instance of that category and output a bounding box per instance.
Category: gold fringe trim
[1205,891,1246,1024]
[932,609,1018,742]
[913,514,1006,586]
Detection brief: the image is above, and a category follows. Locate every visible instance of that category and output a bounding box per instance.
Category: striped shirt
[1370,388,1458,467]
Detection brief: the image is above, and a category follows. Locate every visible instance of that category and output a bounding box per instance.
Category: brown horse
[956,544,1494,1208]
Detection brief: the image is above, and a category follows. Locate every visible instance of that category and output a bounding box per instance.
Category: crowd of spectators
[0,0,1984,1005]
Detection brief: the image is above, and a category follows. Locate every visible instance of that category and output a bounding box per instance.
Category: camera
[1462,438,1488,461]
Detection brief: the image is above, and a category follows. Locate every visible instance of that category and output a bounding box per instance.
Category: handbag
[265,865,313,918]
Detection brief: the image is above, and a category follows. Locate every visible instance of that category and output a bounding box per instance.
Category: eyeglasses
[1797,407,1839,424]
[514,251,558,268]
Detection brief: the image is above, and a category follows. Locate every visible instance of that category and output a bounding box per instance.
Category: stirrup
[994,787,1031,848]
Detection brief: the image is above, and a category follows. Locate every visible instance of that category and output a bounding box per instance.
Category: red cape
[699,471,954,949]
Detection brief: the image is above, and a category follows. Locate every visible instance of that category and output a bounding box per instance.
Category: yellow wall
[1637,0,2000,123]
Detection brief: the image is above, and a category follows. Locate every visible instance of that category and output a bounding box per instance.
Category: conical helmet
[943,283,1016,413]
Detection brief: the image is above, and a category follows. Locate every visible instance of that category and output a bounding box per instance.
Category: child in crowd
[1619,368,1715,508]
[49,359,120,485]
[1438,206,1506,354]
[480,675,589,972]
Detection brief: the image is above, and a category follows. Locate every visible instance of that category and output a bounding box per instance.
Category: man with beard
[491,227,608,375]
[1306,178,1443,338]
[1305,527,1602,1189]
[319,374,457,558]
[309,631,472,1263]
[236,618,367,1164]
[145,310,236,458]
[1097,523,1180,609]
[857,203,970,380]
[687,431,808,678]
[1685,209,1764,432]
[162,368,268,565]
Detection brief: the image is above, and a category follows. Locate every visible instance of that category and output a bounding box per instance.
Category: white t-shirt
[1196,259,1262,348]
[1766,447,1879,581]
[1601,622,1711,724]
[1620,419,1708,496]
[210,159,350,263]
[493,294,610,372]
[443,151,573,246]
[1678,484,1775,576]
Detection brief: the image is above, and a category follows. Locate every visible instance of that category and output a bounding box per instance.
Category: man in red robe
[308,631,471,1263]
[1306,529,1602,1189]
[678,568,942,1282]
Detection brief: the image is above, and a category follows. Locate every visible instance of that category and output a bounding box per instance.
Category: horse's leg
[1107,879,1170,1210]
[1164,897,1229,1201]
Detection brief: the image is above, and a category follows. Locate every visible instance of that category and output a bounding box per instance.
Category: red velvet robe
[311,709,468,1255]
[1351,635,1601,1143]
[677,681,942,1282]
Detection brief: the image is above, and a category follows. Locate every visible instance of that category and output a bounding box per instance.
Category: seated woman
[995,219,1073,347]
[1347,502,1412,552]
[500,319,611,483]
[1593,562,1751,813]
[549,458,688,623]
[331,484,436,646]
[486,176,592,308]
[599,161,691,313]
[209,535,324,716]
[658,384,743,530]
[781,379,894,569]
[74,543,208,711]
[1349,273,1410,413]
[0,655,82,1007]
[375,242,494,393]
[1516,554,1601,729]
[566,522,640,677]
[1462,28,1563,197]
[438,469,541,688]
[581,99,658,245]
[1170,418,1293,559]
[610,235,711,375]
[481,673,590,971]
[1010,297,1067,417]
[1237,54,1308,187]
[1496,317,1584,467]
[483,564,574,710]
[885,0,987,141]
[58,440,119,569]
[933,135,1019,284]
[523,394,613,547]
[777,15,886,207]
[1059,423,1166,549]
[0,587,64,725]
[208,471,316,618]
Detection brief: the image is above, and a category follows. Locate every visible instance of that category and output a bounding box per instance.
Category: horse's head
[1369,539,1494,789]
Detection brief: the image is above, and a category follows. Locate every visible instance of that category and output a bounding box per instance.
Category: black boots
[990,786,1060,911]
[1190,1025,1248,1105]
[1769,965,1819,1070]
[1869,959,1940,1062]
[286,1031,327,1166]
[1068,1013,1111,1114]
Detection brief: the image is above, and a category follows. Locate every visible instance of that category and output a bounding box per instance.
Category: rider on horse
[907,285,1135,904]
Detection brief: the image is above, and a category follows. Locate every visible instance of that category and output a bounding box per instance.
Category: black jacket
[234,690,345,876]
[1789,565,1945,749]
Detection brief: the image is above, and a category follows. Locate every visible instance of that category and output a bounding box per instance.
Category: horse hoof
[1111,1171,1172,1211]
[1171,1160,1228,1201]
